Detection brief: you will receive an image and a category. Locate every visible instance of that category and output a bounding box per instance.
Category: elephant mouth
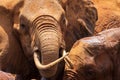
[33,47,69,70]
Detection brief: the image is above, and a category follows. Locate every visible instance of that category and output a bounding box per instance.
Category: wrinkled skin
[0,0,97,80]
[59,0,98,51]
[16,0,97,79]
[14,0,67,79]
[64,28,120,80]
[0,0,66,80]
[92,0,120,34]
[0,71,15,80]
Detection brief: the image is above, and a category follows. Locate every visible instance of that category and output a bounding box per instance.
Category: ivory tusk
[34,50,69,70]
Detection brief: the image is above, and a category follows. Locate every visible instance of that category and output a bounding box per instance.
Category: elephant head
[10,0,98,79]
[59,0,98,51]
[13,0,67,78]
[63,28,120,80]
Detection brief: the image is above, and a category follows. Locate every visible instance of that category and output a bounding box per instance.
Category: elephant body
[0,0,98,80]
[64,27,120,80]
[92,0,120,33]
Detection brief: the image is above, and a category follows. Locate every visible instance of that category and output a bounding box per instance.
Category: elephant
[0,0,98,80]
[63,27,120,80]
[59,0,98,51]
[0,0,35,79]
[0,0,65,79]
[92,0,120,34]
[0,71,15,80]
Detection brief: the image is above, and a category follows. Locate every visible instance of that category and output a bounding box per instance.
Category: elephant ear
[0,6,9,15]
[0,0,24,36]
[0,0,24,25]
[0,1,12,15]
[12,0,24,36]
[58,0,67,10]
[60,0,98,35]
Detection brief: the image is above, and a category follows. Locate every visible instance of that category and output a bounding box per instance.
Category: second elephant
[64,27,120,80]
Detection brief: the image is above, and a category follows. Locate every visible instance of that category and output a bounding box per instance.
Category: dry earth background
[0,0,120,79]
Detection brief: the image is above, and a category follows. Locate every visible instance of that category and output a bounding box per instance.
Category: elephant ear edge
[58,0,68,10]
[12,0,24,37]
[59,0,98,35]
[0,6,10,15]
[81,1,98,35]
[77,0,98,35]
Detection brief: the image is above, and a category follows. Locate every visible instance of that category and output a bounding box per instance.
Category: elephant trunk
[38,30,59,78]
[33,15,64,78]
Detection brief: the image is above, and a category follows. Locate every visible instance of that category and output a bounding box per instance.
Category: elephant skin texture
[0,0,97,80]
[92,0,120,34]
[63,28,120,80]
[59,0,98,51]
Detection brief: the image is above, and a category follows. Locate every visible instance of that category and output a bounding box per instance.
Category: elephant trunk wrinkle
[32,15,60,33]
[33,15,63,78]
[37,28,59,78]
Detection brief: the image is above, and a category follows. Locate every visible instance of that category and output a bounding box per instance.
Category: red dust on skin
[64,28,120,80]
[92,0,120,34]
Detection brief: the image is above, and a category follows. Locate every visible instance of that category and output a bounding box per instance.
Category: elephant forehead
[21,0,64,22]
[80,37,102,45]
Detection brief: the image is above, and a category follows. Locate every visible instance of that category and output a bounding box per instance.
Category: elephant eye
[20,23,26,29]
[19,23,29,35]
[60,13,66,25]
[83,65,97,79]
[86,69,95,76]
[60,14,67,33]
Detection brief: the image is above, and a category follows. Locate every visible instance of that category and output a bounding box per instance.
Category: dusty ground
[92,0,120,33]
